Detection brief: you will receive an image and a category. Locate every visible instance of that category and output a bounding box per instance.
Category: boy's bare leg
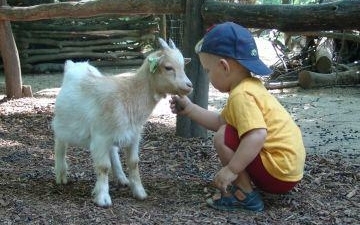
[214,125,253,197]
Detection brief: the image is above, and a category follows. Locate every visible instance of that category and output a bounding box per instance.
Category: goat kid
[52,38,193,207]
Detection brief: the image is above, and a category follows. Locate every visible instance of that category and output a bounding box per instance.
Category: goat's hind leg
[110,146,129,185]
[90,138,113,207]
[54,138,68,184]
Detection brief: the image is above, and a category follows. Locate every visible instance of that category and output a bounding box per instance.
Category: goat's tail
[62,60,103,85]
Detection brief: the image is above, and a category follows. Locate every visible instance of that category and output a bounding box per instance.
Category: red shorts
[225,125,298,194]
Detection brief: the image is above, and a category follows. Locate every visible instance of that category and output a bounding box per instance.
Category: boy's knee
[214,125,227,150]
[216,124,240,151]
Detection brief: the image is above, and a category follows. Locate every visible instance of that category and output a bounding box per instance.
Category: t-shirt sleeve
[222,93,267,137]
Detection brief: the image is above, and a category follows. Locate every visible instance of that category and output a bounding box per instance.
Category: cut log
[315,38,334,73]
[22,84,32,97]
[298,69,360,89]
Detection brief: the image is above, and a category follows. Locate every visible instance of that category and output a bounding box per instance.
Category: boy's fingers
[212,180,228,194]
[175,101,184,111]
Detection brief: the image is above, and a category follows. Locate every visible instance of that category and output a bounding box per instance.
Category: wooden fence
[7,15,158,73]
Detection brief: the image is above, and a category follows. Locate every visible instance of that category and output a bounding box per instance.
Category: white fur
[52,38,192,207]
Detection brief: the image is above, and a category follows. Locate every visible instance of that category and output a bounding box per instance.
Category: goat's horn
[168,39,176,49]
[158,37,170,50]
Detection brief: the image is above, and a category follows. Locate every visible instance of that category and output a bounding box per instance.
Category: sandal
[206,186,264,212]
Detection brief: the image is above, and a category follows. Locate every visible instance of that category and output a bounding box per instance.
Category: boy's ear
[219,58,230,72]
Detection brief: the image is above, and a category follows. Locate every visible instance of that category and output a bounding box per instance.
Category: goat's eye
[165,66,174,71]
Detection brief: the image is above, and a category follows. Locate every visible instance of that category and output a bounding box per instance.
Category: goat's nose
[186,82,193,88]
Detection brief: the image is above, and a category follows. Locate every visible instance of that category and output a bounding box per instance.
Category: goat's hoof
[133,188,147,200]
[94,193,112,208]
[55,176,68,184]
[116,176,129,186]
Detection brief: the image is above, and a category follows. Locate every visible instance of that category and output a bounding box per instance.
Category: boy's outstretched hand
[169,95,192,115]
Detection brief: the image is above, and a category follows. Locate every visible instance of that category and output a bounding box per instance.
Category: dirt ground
[0,72,359,225]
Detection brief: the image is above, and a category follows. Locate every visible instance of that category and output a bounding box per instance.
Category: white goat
[52,38,193,207]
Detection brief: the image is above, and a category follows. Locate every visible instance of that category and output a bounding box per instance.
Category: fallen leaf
[346,188,357,198]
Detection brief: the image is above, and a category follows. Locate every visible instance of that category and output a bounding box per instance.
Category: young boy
[169,22,306,212]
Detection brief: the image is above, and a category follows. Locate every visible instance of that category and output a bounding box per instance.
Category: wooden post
[0,0,23,98]
[176,0,208,138]
[160,14,167,40]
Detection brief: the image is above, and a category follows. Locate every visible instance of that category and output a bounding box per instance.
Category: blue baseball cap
[195,22,272,76]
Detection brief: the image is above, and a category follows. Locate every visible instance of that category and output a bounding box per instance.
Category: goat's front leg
[90,137,112,207]
[110,146,129,185]
[125,138,147,200]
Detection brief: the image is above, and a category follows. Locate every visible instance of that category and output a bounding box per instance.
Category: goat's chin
[176,87,193,96]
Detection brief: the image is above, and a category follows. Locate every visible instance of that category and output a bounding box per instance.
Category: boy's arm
[170,95,226,132]
[186,102,225,132]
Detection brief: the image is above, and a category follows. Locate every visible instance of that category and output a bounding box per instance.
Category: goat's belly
[52,115,91,145]
[61,130,90,147]
[113,129,138,147]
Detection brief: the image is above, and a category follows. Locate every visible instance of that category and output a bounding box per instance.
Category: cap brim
[238,59,273,76]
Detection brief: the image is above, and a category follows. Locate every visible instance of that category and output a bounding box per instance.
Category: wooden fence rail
[0,0,185,21]
[0,0,359,31]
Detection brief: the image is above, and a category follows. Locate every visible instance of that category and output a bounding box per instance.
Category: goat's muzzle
[178,82,193,95]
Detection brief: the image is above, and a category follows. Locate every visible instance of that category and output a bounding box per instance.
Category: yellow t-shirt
[221,77,306,182]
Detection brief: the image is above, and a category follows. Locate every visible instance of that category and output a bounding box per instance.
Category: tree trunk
[0,0,23,98]
[298,69,360,89]
[176,0,208,138]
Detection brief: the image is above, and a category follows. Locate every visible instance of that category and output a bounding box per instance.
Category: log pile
[8,15,158,73]
[265,30,360,90]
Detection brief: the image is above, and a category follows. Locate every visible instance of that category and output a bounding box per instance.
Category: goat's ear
[168,39,177,49]
[184,58,191,65]
[158,37,170,50]
[148,55,164,74]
